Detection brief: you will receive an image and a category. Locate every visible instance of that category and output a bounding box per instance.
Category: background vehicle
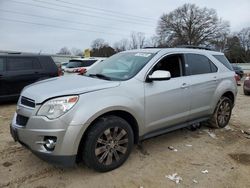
[243,74,250,95]
[232,64,244,79]
[64,57,105,75]
[0,54,59,101]
[11,47,237,172]
[61,62,68,72]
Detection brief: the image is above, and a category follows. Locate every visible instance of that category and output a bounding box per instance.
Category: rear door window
[185,54,217,75]
[7,57,41,71]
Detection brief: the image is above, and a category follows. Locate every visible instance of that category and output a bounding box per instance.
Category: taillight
[78,68,87,75]
[58,68,63,76]
[245,74,250,81]
[234,74,240,86]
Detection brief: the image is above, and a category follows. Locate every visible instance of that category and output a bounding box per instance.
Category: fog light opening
[44,136,57,151]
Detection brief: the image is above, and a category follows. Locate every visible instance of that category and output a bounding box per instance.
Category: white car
[64,57,106,75]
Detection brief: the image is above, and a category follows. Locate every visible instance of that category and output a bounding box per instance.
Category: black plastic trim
[140,117,209,141]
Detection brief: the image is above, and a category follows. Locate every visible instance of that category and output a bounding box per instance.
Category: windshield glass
[86,52,155,81]
[66,60,97,68]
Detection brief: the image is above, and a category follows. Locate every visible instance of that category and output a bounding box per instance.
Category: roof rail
[143,47,161,49]
[177,45,212,51]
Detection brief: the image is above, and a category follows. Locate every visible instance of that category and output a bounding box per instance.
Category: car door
[184,53,218,119]
[0,57,9,97]
[144,54,191,132]
[6,57,42,95]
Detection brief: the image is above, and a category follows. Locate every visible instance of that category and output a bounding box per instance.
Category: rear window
[213,55,233,71]
[67,60,97,68]
[7,57,42,71]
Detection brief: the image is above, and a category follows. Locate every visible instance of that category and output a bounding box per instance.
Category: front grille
[16,114,29,126]
[21,96,35,108]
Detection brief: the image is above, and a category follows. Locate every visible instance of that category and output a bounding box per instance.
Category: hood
[21,75,120,103]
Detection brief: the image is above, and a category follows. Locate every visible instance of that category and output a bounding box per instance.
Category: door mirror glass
[148,70,171,81]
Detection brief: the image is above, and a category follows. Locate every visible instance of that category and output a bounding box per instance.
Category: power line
[54,0,156,21]
[7,0,156,27]
[32,0,156,24]
[0,9,154,35]
[0,17,132,37]
[33,0,156,22]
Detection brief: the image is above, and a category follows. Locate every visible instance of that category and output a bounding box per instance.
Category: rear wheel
[83,116,134,172]
[207,97,233,128]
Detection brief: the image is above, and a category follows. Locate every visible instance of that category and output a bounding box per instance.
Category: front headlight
[37,96,79,119]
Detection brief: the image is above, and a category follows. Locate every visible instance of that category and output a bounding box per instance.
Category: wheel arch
[221,91,235,104]
[76,110,139,162]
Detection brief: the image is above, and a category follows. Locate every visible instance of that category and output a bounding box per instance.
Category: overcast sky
[0,0,250,54]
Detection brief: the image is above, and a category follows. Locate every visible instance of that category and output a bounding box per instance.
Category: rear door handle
[213,76,218,81]
[181,83,189,89]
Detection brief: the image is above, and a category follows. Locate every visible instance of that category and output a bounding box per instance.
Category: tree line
[57,3,250,63]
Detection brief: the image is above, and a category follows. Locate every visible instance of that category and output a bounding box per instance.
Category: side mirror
[147,70,171,81]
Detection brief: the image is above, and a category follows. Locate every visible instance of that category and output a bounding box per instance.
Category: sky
[0,0,250,54]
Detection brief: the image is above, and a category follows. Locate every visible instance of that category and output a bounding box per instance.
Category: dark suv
[0,54,59,101]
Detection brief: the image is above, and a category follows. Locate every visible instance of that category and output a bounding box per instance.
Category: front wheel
[207,96,233,128]
[82,116,134,172]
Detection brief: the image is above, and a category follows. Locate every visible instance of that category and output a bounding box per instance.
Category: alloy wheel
[217,100,231,127]
[95,127,129,165]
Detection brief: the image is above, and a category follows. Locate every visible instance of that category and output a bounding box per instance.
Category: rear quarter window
[213,55,233,71]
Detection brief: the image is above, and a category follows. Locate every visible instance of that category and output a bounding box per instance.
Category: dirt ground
[0,84,249,188]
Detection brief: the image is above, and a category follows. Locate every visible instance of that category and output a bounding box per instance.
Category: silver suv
[10,48,237,172]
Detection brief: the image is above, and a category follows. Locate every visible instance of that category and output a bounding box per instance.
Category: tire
[207,96,233,128]
[82,116,134,172]
[243,89,250,95]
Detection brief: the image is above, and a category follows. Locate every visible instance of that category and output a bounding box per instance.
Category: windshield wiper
[88,74,111,80]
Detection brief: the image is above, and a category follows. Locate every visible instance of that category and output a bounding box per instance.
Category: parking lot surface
[0,84,249,188]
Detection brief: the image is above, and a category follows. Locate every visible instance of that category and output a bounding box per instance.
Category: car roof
[123,48,224,55]
[0,53,51,57]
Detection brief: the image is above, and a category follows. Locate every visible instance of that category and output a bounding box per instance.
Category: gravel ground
[0,84,249,188]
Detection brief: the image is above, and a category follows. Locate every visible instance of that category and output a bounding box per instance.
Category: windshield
[86,52,155,81]
[66,60,97,68]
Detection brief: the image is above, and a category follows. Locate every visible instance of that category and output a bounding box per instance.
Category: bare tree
[157,4,230,47]
[238,27,250,51]
[57,47,71,55]
[129,32,146,49]
[71,48,82,56]
[113,39,129,52]
[91,38,108,49]
[130,32,138,49]
[145,35,159,47]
